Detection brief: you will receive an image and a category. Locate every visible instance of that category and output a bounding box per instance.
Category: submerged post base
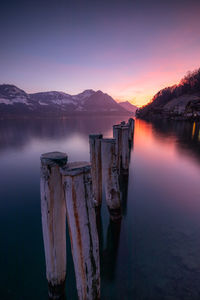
[48,280,66,300]
[108,207,122,222]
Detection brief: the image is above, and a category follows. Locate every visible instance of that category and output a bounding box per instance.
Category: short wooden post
[62,162,100,300]
[113,125,122,170]
[40,152,68,300]
[121,126,130,173]
[89,134,103,208]
[101,139,121,220]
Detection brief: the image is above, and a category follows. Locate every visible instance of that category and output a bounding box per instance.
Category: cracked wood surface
[40,152,68,299]
[62,163,100,300]
[89,134,103,207]
[101,139,121,220]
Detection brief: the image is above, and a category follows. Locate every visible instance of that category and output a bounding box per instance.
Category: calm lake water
[1,117,200,300]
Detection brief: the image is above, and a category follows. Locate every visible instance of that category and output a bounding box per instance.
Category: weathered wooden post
[89,134,103,208]
[61,162,100,300]
[40,152,68,300]
[121,126,130,173]
[101,139,121,220]
[113,125,122,170]
[128,118,135,147]
[128,118,135,132]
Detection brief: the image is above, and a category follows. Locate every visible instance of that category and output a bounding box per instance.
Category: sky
[0,0,200,106]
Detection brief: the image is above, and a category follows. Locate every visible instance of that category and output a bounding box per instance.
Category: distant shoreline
[0,111,133,120]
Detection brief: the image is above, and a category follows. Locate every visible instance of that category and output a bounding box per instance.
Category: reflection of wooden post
[62,162,100,300]
[121,127,130,172]
[101,139,121,220]
[40,152,68,300]
[119,173,129,216]
[113,125,122,170]
[102,219,122,281]
[89,134,103,208]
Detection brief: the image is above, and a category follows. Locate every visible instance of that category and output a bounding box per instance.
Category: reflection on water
[101,220,121,282]
[149,119,200,163]
[1,117,200,300]
[119,173,129,216]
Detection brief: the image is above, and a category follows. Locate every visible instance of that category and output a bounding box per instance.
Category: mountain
[136,68,200,121]
[119,101,137,114]
[0,85,130,118]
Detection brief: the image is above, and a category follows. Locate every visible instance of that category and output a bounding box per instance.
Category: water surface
[0,117,200,300]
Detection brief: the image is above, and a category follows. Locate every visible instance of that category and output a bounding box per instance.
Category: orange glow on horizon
[110,70,193,107]
[108,48,200,107]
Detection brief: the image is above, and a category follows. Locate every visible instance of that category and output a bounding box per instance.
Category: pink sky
[1,0,200,107]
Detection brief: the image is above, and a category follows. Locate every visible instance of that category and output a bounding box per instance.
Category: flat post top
[61,161,91,176]
[89,134,103,140]
[101,138,116,144]
[40,152,68,167]
[113,124,122,129]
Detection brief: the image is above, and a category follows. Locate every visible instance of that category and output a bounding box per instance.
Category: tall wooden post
[40,152,68,300]
[113,125,122,170]
[128,118,135,149]
[128,118,135,132]
[121,126,130,173]
[101,139,121,220]
[89,134,103,208]
[62,162,100,300]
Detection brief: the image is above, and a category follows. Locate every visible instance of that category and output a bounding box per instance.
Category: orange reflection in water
[192,122,196,138]
[132,119,200,214]
[134,119,177,164]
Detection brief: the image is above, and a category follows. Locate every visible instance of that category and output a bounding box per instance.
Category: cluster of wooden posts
[40,118,135,300]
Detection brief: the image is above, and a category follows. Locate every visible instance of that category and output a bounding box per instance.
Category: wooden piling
[89,134,103,208]
[113,125,122,170]
[40,152,68,300]
[62,162,100,300]
[121,126,130,172]
[128,118,135,132]
[128,118,135,149]
[101,139,121,220]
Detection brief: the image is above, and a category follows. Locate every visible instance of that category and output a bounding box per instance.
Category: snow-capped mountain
[0,85,130,117]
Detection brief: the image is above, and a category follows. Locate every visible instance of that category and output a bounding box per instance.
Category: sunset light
[1,1,200,299]
[1,1,200,106]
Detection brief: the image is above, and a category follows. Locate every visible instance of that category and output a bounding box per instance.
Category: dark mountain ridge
[0,84,131,118]
[136,68,200,121]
